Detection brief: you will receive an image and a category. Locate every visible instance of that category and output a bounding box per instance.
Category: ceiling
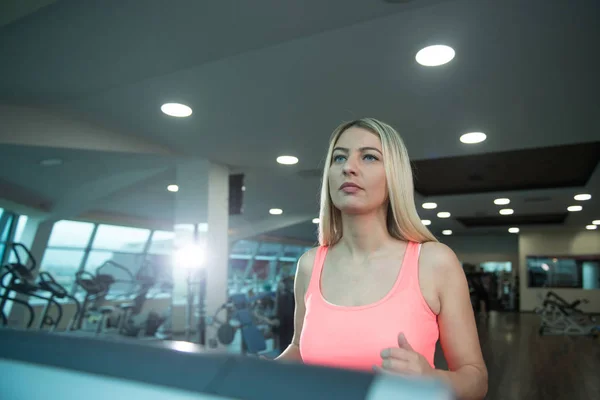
[0,0,598,242]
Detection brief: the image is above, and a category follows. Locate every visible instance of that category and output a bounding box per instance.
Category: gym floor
[433,312,600,400]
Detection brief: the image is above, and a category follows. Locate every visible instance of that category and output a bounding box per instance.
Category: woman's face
[328,127,388,215]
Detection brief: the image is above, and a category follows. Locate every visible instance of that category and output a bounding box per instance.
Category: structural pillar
[171,158,229,349]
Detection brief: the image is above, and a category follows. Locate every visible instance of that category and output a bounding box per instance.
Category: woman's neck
[339,209,391,259]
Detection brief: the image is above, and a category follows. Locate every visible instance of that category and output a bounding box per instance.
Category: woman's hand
[375,333,434,376]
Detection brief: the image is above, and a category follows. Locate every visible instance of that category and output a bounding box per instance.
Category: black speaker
[228,174,244,215]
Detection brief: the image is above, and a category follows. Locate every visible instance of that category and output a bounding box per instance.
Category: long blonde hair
[318,118,438,246]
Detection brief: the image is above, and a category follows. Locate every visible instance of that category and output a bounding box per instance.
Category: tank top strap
[305,246,328,299]
[396,241,423,288]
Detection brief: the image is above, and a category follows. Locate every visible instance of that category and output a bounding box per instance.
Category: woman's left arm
[429,243,488,400]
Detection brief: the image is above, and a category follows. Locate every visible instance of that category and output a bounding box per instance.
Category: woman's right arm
[274,249,316,362]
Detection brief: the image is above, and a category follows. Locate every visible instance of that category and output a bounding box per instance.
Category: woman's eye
[333,155,346,163]
[364,154,379,161]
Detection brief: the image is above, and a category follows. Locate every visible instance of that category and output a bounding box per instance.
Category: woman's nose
[342,156,358,175]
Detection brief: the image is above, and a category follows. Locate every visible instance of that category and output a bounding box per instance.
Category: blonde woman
[275,118,488,400]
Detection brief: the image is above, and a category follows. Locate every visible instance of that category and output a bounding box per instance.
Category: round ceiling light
[442,230,452,236]
[586,224,597,230]
[312,218,320,224]
[567,205,583,212]
[269,208,283,215]
[161,103,192,117]
[422,202,437,209]
[40,158,63,167]
[415,45,455,67]
[421,219,431,226]
[437,212,451,218]
[593,220,600,225]
[276,155,299,165]
[574,194,591,201]
[499,209,514,215]
[494,198,510,205]
[460,132,487,144]
[167,184,179,192]
[508,227,520,233]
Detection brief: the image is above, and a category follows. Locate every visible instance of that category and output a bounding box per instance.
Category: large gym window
[148,230,175,255]
[48,220,95,248]
[40,249,86,292]
[91,225,150,252]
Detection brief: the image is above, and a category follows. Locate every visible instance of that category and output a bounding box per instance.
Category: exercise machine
[535,291,599,337]
[0,243,80,331]
[0,327,456,400]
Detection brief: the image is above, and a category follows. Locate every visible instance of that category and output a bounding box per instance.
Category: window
[39,249,86,293]
[92,225,150,252]
[527,255,600,289]
[48,220,95,248]
[14,215,28,243]
[148,230,175,255]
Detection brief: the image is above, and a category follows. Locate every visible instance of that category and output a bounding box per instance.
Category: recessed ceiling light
[415,45,455,67]
[567,205,582,212]
[585,224,597,230]
[167,184,179,192]
[437,212,451,218]
[269,208,283,215]
[241,186,246,192]
[421,219,431,226]
[494,198,510,205]
[460,132,487,144]
[422,202,437,209]
[508,227,520,233]
[574,194,591,201]
[276,155,299,165]
[161,103,192,117]
[499,209,514,215]
[442,230,452,236]
[593,220,600,225]
[39,158,63,167]
[312,218,320,224]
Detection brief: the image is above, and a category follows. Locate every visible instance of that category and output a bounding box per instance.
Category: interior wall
[519,229,600,313]
[440,234,519,271]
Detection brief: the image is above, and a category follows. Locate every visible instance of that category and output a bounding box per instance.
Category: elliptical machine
[0,243,81,331]
[73,260,136,335]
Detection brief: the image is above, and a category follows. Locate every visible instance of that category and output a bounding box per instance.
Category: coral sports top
[299,241,439,372]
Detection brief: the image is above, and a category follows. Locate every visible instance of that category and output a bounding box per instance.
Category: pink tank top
[299,241,439,372]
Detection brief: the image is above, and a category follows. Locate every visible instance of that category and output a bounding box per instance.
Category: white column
[171,158,229,349]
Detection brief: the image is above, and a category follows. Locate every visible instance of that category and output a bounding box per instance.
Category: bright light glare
[442,230,452,235]
[422,220,431,226]
[494,198,510,205]
[593,220,600,225]
[567,205,583,212]
[312,218,320,224]
[269,208,283,215]
[574,194,591,201]
[508,227,519,233]
[437,212,451,218]
[276,155,299,165]
[174,244,205,269]
[499,209,514,215]
[161,103,192,117]
[416,45,455,66]
[541,263,550,271]
[586,225,597,230]
[167,184,179,192]
[460,132,487,144]
[422,202,437,209]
